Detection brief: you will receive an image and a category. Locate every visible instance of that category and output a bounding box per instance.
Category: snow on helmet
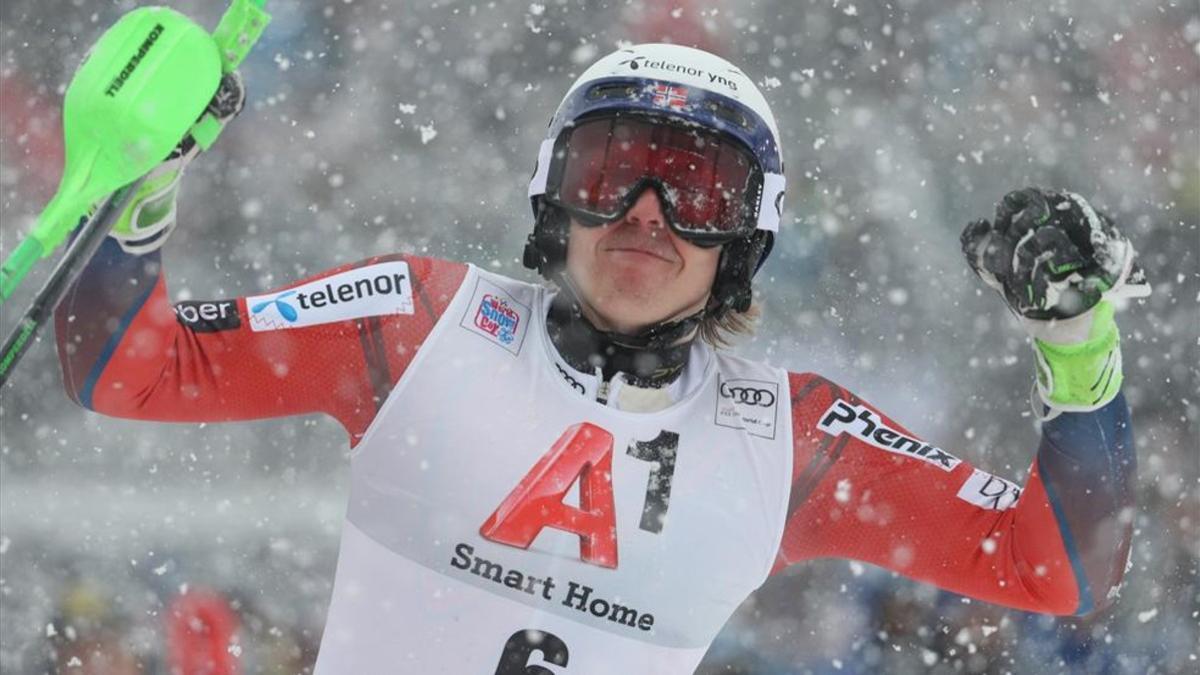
[523,43,786,315]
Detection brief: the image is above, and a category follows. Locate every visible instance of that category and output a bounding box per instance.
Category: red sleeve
[773,372,1080,615]
[55,243,467,444]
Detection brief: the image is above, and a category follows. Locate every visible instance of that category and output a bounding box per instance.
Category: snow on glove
[107,71,247,254]
[961,188,1151,416]
[960,187,1149,321]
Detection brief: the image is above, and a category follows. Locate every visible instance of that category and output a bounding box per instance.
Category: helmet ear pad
[709,230,773,316]
[523,199,571,278]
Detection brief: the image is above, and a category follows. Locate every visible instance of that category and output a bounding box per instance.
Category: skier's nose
[622,188,668,234]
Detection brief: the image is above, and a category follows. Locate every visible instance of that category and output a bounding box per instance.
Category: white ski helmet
[523,43,786,315]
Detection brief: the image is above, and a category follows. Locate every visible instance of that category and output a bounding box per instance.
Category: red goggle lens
[553,116,757,236]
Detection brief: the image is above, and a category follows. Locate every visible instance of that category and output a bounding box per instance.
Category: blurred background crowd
[1,0,1196,673]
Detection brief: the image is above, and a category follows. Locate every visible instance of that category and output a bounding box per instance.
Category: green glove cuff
[103,162,184,255]
[110,168,181,234]
[1032,301,1122,412]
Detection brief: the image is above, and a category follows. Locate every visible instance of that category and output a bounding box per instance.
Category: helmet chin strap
[546,272,705,388]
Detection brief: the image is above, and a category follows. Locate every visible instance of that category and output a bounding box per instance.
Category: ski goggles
[543,115,764,246]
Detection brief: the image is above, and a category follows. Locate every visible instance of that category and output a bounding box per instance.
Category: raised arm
[50,70,468,443]
[773,188,1148,615]
[775,372,1135,615]
[54,240,466,442]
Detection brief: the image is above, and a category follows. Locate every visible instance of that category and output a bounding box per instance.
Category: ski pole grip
[1,238,44,301]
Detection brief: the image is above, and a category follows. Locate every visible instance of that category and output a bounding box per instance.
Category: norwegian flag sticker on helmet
[651,84,688,109]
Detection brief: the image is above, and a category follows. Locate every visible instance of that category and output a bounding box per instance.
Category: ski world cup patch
[817,400,962,472]
[246,261,414,332]
[956,469,1022,511]
[459,278,530,355]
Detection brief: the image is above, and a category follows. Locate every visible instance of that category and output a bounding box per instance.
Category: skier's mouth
[605,247,676,264]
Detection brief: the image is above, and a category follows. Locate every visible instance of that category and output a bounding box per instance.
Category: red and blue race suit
[54,239,1137,673]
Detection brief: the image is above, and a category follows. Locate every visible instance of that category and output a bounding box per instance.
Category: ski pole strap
[1031,301,1122,414]
[212,0,270,72]
[192,2,270,152]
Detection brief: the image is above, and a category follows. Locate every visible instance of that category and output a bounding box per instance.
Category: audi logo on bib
[719,381,776,407]
[714,376,780,440]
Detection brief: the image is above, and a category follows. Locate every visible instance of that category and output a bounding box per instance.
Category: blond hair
[697,302,761,348]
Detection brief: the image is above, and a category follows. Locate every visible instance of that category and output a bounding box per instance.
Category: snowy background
[1,0,1197,672]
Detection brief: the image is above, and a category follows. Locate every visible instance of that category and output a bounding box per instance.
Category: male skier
[55,44,1148,673]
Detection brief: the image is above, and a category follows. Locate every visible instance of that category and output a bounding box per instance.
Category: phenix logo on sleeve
[246,261,414,331]
[817,400,962,472]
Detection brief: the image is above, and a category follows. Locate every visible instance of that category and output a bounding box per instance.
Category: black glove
[961,187,1148,320]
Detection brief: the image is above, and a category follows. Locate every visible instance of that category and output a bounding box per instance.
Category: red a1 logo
[480,422,679,569]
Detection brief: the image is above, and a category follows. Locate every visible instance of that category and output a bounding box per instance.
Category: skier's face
[565,188,721,335]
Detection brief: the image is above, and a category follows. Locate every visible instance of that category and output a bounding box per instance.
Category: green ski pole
[0,180,145,383]
[0,0,269,386]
